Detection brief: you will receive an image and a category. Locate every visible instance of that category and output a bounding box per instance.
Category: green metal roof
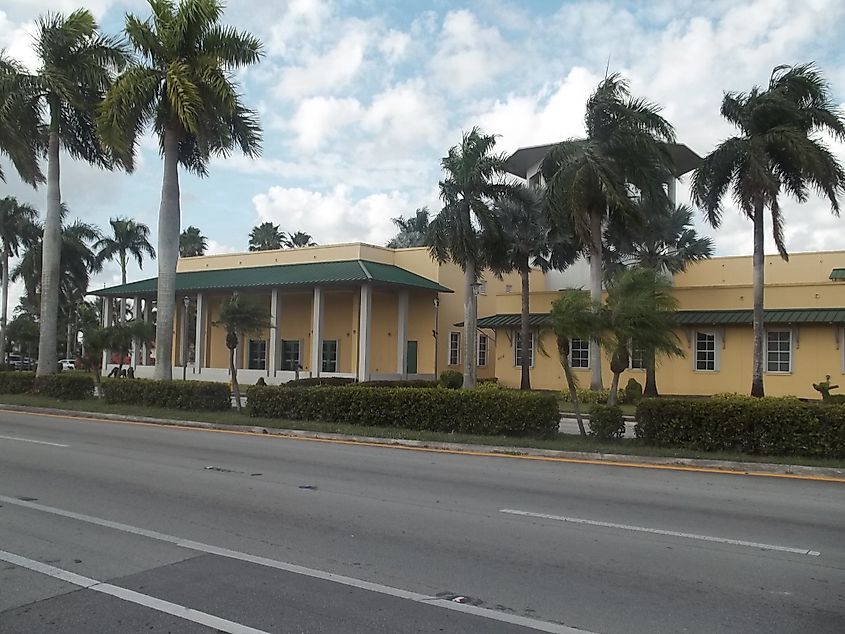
[93,259,452,297]
[470,308,845,329]
[830,268,845,280]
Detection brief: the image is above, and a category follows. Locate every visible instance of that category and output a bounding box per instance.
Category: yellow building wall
[371,291,398,374]
[279,291,314,374]
[322,291,355,373]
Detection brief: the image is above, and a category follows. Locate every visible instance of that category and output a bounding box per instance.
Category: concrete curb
[2,403,843,481]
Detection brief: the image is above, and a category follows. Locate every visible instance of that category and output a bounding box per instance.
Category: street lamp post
[433,296,440,379]
[181,295,190,381]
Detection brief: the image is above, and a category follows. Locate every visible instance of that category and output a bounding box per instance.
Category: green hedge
[561,387,632,405]
[0,371,35,394]
[589,404,625,440]
[356,379,437,388]
[33,373,94,400]
[286,377,356,387]
[635,396,845,457]
[101,378,231,411]
[246,385,559,437]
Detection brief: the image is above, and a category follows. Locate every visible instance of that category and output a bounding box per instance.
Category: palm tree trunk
[154,126,181,381]
[0,248,9,365]
[229,343,241,412]
[607,372,621,406]
[520,263,531,390]
[37,111,62,377]
[589,207,604,391]
[120,251,127,325]
[751,202,765,397]
[643,348,659,397]
[561,354,586,437]
[463,261,477,389]
[65,311,73,359]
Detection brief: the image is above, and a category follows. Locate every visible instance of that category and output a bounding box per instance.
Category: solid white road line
[0,495,589,634]
[500,509,821,556]
[0,549,268,634]
[0,434,68,447]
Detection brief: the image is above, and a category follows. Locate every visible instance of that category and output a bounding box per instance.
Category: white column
[120,297,126,325]
[311,286,323,376]
[269,289,281,374]
[667,178,677,206]
[131,294,141,367]
[194,292,206,373]
[396,290,409,376]
[358,284,372,382]
[101,298,112,375]
[141,299,151,365]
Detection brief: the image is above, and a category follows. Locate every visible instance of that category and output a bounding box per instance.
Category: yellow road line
[6,407,845,483]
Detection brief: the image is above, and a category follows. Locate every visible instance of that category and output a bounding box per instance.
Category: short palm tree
[95,216,155,325]
[605,203,713,396]
[0,198,39,357]
[550,291,596,436]
[0,53,44,187]
[603,267,682,406]
[99,0,263,381]
[179,226,208,257]
[249,222,283,251]
[691,63,845,397]
[283,231,317,248]
[487,185,578,390]
[542,74,675,391]
[214,293,272,411]
[387,208,431,248]
[429,127,510,388]
[25,9,128,376]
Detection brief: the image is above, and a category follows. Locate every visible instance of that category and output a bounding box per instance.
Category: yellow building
[95,241,845,398]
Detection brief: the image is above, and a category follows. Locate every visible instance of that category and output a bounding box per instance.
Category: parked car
[59,359,76,371]
[5,354,21,370]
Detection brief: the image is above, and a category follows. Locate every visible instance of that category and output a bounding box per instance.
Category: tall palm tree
[25,9,128,376]
[542,74,675,391]
[282,231,317,248]
[429,127,510,389]
[0,53,44,187]
[603,267,682,406]
[487,186,578,389]
[0,198,39,358]
[249,222,283,251]
[99,0,263,381]
[387,208,431,248]
[179,226,207,257]
[213,293,271,412]
[691,63,845,397]
[550,290,595,437]
[605,203,713,396]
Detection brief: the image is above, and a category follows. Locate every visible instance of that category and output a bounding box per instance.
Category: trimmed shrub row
[589,404,625,440]
[247,385,559,437]
[101,378,231,411]
[286,377,357,387]
[635,396,845,458]
[357,379,437,388]
[0,371,94,400]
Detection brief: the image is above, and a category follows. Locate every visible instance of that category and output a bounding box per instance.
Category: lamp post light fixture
[181,295,190,381]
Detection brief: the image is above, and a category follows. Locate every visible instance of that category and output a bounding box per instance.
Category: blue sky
[1,0,844,296]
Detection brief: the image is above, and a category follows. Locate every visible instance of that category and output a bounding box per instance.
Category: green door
[406,341,418,374]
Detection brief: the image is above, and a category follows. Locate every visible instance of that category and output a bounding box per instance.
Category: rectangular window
[448,332,461,366]
[248,340,267,370]
[514,332,535,367]
[528,171,542,188]
[321,340,338,373]
[281,340,300,371]
[629,341,646,370]
[695,331,716,371]
[766,330,792,373]
[477,333,488,367]
[570,338,590,369]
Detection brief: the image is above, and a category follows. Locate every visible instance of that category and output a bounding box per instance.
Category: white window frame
[321,339,339,373]
[629,340,646,370]
[513,331,535,367]
[694,330,719,372]
[477,333,488,367]
[765,329,793,374]
[569,337,590,369]
[448,332,461,366]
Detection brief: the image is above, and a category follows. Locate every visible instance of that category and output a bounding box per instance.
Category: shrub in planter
[246,385,559,437]
[101,378,231,411]
[438,369,463,389]
[0,371,35,394]
[624,378,643,404]
[33,373,95,400]
[589,404,625,439]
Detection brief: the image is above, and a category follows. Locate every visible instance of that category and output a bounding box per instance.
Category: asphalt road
[0,410,842,633]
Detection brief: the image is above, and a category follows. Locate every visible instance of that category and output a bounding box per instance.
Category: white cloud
[253,185,420,245]
[362,79,445,149]
[273,29,368,100]
[290,96,362,151]
[262,0,332,56]
[0,12,38,71]
[206,240,239,256]
[378,29,411,63]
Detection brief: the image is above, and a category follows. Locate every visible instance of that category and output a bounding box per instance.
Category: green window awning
[92,259,452,297]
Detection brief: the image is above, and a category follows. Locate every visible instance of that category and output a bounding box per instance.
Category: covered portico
[93,259,450,385]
